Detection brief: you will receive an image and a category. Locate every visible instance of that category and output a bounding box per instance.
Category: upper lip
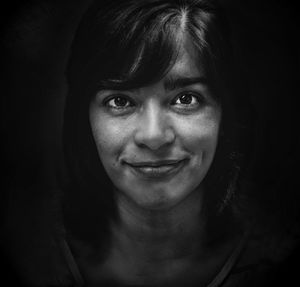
[125,159,185,167]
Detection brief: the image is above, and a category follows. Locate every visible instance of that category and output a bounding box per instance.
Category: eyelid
[101,94,137,115]
[171,91,205,105]
[102,93,134,105]
[96,89,131,100]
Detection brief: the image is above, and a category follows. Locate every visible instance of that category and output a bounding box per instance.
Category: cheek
[89,112,129,163]
[175,112,221,155]
[175,113,220,189]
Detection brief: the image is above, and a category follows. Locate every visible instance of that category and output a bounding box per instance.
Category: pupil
[180,94,192,104]
[115,97,127,106]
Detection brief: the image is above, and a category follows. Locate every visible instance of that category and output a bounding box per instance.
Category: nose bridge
[135,100,174,149]
[144,100,163,134]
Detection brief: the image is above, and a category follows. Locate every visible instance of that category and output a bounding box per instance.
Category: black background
[1,0,299,286]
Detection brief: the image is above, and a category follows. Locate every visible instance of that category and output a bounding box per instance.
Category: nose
[134,101,175,150]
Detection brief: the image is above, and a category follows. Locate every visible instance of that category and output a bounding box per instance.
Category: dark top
[55,229,273,287]
[2,188,299,287]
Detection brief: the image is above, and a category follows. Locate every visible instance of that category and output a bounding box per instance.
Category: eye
[104,95,133,109]
[172,92,204,109]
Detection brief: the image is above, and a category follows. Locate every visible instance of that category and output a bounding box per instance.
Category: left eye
[173,93,202,106]
[105,96,133,109]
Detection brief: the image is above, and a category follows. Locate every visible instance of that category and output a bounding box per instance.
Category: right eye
[104,95,134,109]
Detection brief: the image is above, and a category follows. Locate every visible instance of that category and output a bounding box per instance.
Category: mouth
[124,159,188,179]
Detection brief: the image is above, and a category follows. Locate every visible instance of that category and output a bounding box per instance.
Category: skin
[86,39,228,284]
[89,39,221,211]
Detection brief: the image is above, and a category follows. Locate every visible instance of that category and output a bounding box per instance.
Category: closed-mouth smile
[124,159,187,179]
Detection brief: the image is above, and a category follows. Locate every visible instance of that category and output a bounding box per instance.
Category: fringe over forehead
[66,0,227,94]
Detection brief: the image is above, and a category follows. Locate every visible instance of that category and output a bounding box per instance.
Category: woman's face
[89,41,221,210]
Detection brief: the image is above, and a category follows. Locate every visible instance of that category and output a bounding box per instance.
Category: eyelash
[172,92,205,108]
[103,92,206,112]
[103,95,134,110]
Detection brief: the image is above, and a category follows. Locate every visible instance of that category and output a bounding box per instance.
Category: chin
[126,186,195,211]
[136,198,178,210]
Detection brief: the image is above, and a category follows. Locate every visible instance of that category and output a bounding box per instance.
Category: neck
[110,187,206,261]
[74,188,241,285]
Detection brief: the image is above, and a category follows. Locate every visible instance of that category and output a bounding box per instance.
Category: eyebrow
[164,76,208,91]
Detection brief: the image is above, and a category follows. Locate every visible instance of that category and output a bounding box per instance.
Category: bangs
[67,0,229,98]
[81,2,190,89]
[98,32,179,90]
[93,5,186,90]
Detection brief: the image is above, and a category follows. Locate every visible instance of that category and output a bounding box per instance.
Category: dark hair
[63,0,254,245]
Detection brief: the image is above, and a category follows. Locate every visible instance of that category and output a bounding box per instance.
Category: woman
[59,0,282,286]
[3,0,299,286]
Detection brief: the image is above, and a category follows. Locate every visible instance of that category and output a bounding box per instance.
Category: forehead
[166,37,204,80]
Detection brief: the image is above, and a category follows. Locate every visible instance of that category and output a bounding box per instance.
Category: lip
[124,159,188,179]
[128,159,183,167]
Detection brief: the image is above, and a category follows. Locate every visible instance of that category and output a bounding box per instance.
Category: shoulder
[223,219,300,287]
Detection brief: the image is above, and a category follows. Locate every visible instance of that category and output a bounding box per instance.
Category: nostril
[134,103,175,150]
[134,127,175,150]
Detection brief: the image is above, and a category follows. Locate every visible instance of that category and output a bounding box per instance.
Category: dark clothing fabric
[2,188,299,287]
[46,226,295,287]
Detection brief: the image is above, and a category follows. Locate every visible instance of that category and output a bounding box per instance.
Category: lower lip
[126,160,187,179]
